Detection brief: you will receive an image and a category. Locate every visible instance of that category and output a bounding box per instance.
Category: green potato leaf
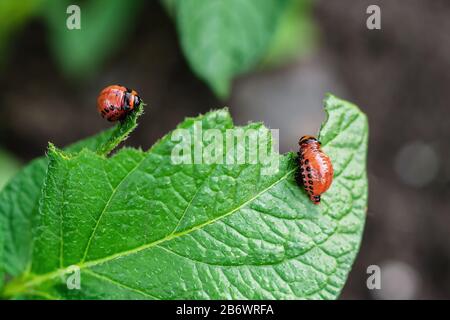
[167,0,290,98]
[0,103,144,278]
[1,95,368,299]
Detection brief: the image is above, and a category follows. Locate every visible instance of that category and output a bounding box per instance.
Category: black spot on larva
[300,167,304,172]
[308,174,312,178]
[309,186,313,190]
[301,174,305,178]
[309,180,313,184]
[305,159,309,165]
[306,167,311,172]
[109,105,115,111]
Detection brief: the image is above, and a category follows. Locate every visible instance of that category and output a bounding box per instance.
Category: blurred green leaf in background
[0,0,317,97]
[263,0,317,67]
[44,0,142,79]
[165,0,291,98]
[0,0,46,65]
[164,0,317,98]
[0,149,20,191]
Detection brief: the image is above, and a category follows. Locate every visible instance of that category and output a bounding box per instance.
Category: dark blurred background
[0,0,449,299]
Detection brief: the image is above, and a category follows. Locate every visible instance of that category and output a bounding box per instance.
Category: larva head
[299,135,321,147]
[133,92,141,108]
[124,87,141,111]
[310,194,321,205]
[97,85,141,122]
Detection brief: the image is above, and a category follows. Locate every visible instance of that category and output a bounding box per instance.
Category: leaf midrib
[10,167,296,295]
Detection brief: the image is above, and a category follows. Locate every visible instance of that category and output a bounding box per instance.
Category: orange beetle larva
[296,135,334,204]
[97,85,141,122]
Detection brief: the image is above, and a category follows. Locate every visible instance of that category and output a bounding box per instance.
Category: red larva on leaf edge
[296,135,334,205]
[97,85,141,122]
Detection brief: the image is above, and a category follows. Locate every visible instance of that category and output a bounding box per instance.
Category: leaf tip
[210,79,231,100]
[323,93,367,117]
[46,142,71,160]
